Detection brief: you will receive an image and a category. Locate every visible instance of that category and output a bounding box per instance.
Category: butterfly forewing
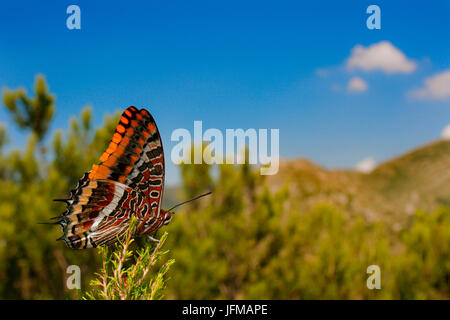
[57,106,166,249]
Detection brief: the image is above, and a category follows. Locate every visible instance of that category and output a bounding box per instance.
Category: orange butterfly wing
[58,106,166,249]
[89,106,165,203]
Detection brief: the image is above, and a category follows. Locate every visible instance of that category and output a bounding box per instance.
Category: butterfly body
[56,106,173,249]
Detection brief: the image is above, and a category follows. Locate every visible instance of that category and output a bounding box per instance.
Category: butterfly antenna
[37,221,61,225]
[167,191,212,212]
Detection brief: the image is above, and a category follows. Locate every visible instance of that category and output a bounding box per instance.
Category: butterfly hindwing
[59,179,141,248]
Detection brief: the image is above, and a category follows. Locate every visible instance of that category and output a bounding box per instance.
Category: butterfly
[53,106,210,249]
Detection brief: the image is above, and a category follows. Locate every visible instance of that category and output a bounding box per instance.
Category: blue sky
[0,1,449,184]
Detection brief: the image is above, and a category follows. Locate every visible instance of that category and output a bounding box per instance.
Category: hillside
[267,139,450,229]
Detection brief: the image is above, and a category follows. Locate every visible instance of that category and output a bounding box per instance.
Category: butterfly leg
[146,234,160,244]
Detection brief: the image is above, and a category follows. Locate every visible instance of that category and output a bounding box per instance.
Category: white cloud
[347,76,368,93]
[355,157,376,173]
[347,41,416,74]
[441,124,450,140]
[409,70,450,101]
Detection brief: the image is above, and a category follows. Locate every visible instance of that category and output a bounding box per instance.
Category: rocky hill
[267,139,450,229]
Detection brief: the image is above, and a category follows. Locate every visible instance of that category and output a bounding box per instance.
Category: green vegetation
[0,76,448,299]
[84,217,174,300]
[166,162,450,299]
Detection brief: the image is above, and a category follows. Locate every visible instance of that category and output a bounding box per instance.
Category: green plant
[84,218,175,300]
